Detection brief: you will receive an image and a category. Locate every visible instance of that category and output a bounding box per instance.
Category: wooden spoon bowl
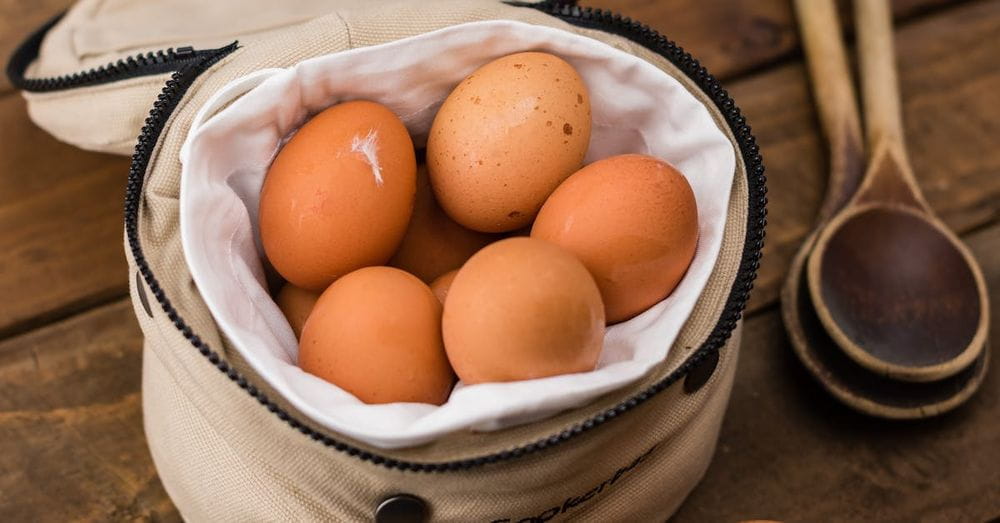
[809,203,988,381]
[787,242,989,418]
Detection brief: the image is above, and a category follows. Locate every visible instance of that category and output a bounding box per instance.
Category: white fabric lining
[179,20,736,449]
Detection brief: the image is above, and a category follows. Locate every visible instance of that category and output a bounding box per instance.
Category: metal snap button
[684,349,719,393]
[136,271,153,318]
[375,494,428,523]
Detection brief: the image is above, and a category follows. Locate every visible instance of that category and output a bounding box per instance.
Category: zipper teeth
[124,2,766,472]
[18,47,195,92]
[5,12,207,93]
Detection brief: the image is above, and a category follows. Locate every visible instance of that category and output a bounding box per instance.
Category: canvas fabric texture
[22,0,751,520]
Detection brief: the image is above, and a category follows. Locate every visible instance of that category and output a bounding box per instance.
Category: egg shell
[259,100,416,291]
[531,154,699,324]
[443,237,605,384]
[275,283,321,339]
[430,269,458,305]
[299,266,454,405]
[389,166,496,282]
[427,52,591,233]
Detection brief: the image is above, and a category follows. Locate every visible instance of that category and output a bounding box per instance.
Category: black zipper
[13,0,766,472]
[6,13,227,93]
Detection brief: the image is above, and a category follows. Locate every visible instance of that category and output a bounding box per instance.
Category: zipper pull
[175,46,195,59]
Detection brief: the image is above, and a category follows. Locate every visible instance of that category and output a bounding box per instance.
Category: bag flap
[9,0,364,154]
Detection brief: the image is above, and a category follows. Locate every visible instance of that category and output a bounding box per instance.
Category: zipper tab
[175,46,195,59]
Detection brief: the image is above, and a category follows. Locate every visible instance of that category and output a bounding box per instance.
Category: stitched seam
[334,11,354,49]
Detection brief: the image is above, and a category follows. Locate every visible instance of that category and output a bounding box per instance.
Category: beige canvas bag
[9,1,766,520]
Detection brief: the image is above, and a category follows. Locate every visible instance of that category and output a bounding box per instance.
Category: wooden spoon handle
[856,0,906,155]
[853,0,931,209]
[793,0,865,221]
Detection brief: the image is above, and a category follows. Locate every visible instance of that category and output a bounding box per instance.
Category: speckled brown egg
[430,269,458,305]
[532,154,699,324]
[389,166,496,282]
[442,237,605,384]
[275,283,321,339]
[299,266,454,405]
[427,52,591,233]
[259,100,416,291]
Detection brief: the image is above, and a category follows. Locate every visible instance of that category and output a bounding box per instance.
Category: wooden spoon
[806,0,990,383]
[782,0,864,405]
[783,0,865,376]
[785,0,989,418]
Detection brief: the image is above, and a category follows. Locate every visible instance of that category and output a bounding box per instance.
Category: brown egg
[299,267,453,405]
[443,237,604,384]
[275,283,321,339]
[389,166,496,282]
[427,52,591,233]
[259,100,416,291]
[532,154,699,324]
[430,269,458,305]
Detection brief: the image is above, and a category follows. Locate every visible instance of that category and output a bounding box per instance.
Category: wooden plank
[674,221,1000,522]
[0,93,131,338]
[0,0,75,94]
[735,0,1000,312]
[585,0,965,81]
[0,0,966,97]
[0,299,179,521]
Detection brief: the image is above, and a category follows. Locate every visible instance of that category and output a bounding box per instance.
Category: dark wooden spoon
[805,0,989,383]
[783,0,865,403]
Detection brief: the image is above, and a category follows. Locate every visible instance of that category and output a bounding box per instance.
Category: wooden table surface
[1,0,998,521]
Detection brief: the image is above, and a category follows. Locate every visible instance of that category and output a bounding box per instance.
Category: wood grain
[0,299,179,522]
[674,222,1000,523]
[739,0,1000,312]
[585,0,965,81]
[0,93,131,338]
[0,0,76,93]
